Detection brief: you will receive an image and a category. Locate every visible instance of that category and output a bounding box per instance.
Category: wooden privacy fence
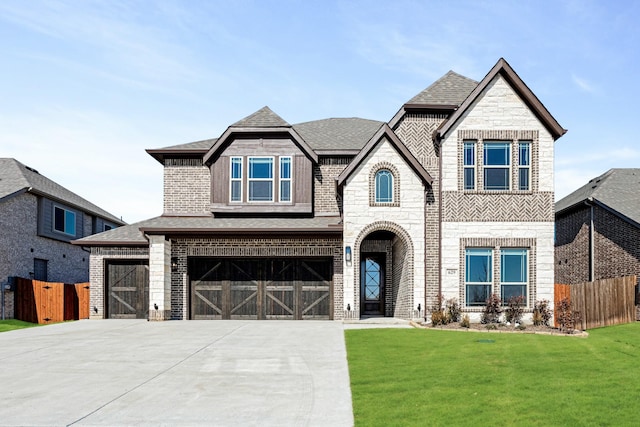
[15,278,90,324]
[555,276,636,330]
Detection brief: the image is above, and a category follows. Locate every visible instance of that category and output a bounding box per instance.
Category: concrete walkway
[0,320,354,427]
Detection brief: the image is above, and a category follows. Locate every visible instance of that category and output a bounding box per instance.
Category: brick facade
[555,205,640,306]
[314,158,350,214]
[163,158,210,215]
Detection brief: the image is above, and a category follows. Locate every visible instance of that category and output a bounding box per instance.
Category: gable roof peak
[231,106,290,128]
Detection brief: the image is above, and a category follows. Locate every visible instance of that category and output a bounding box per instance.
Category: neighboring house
[555,168,640,312]
[75,58,565,322]
[0,158,125,319]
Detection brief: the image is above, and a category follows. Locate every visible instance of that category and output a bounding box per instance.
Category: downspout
[587,198,595,282]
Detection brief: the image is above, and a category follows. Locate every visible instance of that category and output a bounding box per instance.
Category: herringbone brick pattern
[442,191,554,222]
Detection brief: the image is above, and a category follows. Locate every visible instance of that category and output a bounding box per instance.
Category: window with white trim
[518,141,530,191]
[465,248,492,306]
[248,157,274,202]
[501,248,528,303]
[463,140,476,190]
[279,157,291,202]
[375,169,393,203]
[53,206,76,236]
[483,141,510,190]
[230,157,243,202]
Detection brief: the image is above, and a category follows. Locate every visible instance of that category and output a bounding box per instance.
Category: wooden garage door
[189,258,332,320]
[106,260,149,319]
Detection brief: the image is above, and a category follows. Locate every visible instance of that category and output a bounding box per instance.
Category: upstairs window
[518,141,531,191]
[483,141,510,191]
[375,169,393,203]
[463,140,476,190]
[230,157,243,202]
[53,206,76,236]
[248,157,274,202]
[280,157,291,202]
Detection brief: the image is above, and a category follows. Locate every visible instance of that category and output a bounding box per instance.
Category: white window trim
[463,140,476,191]
[230,156,243,203]
[500,248,529,306]
[483,141,511,191]
[518,141,531,191]
[248,156,275,203]
[53,205,76,236]
[464,248,493,307]
[374,169,394,203]
[279,156,292,203]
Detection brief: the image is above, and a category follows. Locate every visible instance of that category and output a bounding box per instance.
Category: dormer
[203,107,318,214]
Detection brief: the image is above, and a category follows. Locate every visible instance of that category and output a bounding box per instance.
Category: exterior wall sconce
[171,257,178,272]
[345,246,352,263]
[347,303,351,311]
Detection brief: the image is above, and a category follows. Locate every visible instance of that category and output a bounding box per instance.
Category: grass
[346,323,640,426]
[0,319,40,333]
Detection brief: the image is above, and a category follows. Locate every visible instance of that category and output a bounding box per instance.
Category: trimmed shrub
[481,294,502,324]
[533,299,552,326]
[505,295,525,324]
[461,314,470,328]
[446,298,461,323]
[556,297,581,333]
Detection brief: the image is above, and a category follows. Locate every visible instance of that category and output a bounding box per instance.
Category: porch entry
[360,253,385,315]
[189,257,332,320]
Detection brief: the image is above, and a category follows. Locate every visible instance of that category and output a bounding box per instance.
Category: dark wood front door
[189,258,332,320]
[361,254,384,316]
[106,260,149,319]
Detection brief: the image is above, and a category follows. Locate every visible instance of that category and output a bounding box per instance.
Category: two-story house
[1,158,125,319]
[75,58,565,322]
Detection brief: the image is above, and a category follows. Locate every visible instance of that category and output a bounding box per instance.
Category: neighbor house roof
[0,158,125,225]
[73,215,343,246]
[555,168,640,227]
[436,58,567,141]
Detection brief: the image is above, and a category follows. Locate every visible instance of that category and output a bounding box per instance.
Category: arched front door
[360,254,385,315]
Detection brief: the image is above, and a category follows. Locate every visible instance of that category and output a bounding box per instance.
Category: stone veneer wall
[314,157,351,214]
[89,247,149,319]
[170,238,343,320]
[164,158,210,215]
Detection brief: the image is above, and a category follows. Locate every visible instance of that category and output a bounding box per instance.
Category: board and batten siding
[210,137,313,213]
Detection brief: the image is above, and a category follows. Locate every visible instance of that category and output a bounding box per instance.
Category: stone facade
[343,139,426,319]
[163,158,210,215]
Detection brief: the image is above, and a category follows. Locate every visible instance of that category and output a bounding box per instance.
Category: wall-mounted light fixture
[345,246,352,263]
[347,303,351,311]
[171,257,178,272]
[93,306,98,314]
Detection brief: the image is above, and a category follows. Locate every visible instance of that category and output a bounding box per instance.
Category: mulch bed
[411,321,589,337]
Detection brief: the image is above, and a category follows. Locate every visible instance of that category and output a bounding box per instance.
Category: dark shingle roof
[156,138,217,151]
[292,118,383,151]
[74,215,343,245]
[231,106,290,127]
[0,158,124,224]
[407,70,478,106]
[555,169,640,225]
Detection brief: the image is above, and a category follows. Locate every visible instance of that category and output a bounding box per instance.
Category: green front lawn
[346,323,640,426]
[0,319,40,333]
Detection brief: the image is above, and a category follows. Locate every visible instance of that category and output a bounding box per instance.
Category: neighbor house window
[53,206,76,236]
[375,169,393,203]
[104,224,113,232]
[519,141,531,191]
[279,157,291,202]
[230,157,243,202]
[483,141,510,190]
[248,157,273,201]
[500,248,528,304]
[465,248,493,306]
[33,258,48,281]
[463,140,476,190]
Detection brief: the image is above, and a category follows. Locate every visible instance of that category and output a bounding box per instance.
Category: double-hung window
[375,169,393,203]
[500,248,528,303]
[463,140,476,190]
[280,157,291,202]
[53,206,76,236]
[230,157,243,202]
[483,141,510,190]
[465,248,493,306]
[518,141,531,191]
[248,157,274,202]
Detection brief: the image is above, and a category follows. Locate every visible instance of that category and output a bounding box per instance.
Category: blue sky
[1,0,638,223]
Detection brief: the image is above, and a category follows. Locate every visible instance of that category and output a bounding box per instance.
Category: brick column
[148,235,171,320]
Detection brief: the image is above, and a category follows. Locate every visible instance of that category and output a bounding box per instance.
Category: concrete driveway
[0,320,353,427]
